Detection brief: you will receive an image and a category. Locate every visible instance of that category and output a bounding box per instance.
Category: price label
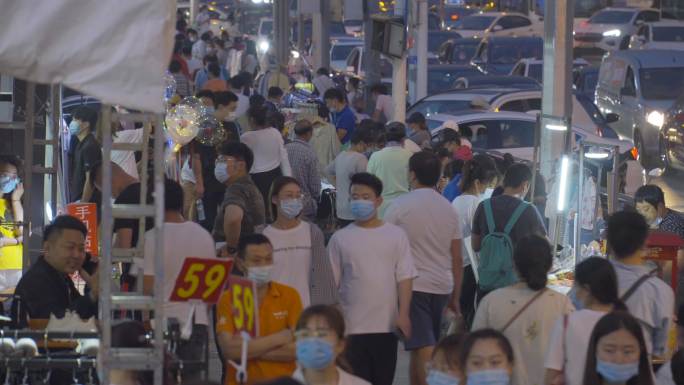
[227,276,259,337]
[169,258,233,303]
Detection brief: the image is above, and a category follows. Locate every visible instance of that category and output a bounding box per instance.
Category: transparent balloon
[196,115,226,146]
[164,103,201,149]
[163,71,176,102]
[178,96,208,117]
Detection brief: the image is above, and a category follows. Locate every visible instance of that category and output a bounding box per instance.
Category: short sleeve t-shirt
[451,194,481,267]
[212,176,266,242]
[263,222,313,307]
[384,188,461,294]
[69,134,102,202]
[327,222,417,334]
[111,128,144,180]
[331,105,356,144]
[375,94,394,122]
[471,195,547,246]
[325,151,368,220]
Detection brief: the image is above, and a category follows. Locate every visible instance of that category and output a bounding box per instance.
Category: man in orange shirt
[203,62,228,92]
[216,233,302,385]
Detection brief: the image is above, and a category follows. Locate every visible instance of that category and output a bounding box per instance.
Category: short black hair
[406,112,426,125]
[0,155,23,177]
[268,111,285,132]
[459,329,514,369]
[181,45,192,56]
[196,90,215,103]
[634,184,665,210]
[169,60,182,74]
[208,62,221,78]
[247,103,269,127]
[513,234,552,290]
[316,67,329,76]
[237,233,272,260]
[214,91,238,107]
[43,215,88,243]
[441,129,461,146]
[249,94,265,108]
[72,106,98,130]
[409,151,441,187]
[607,210,649,259]
[323,88,345,103]
[294,120,313,136]
[385,122,407,142]
[370,83,388,95]
[218,141,254,171]
[165,178,183,212]
[268,87,284,99]
[201,31,212,41]
[203,54,219,65]
[350,172,383,197]
[350,127,372,145]
[502,163,531,188]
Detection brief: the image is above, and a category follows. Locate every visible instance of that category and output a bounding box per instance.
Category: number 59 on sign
[228,276,259,337]
[169,258,234,303]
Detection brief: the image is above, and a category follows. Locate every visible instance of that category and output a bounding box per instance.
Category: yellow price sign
[170,258,233,303]
[228,276,259,337]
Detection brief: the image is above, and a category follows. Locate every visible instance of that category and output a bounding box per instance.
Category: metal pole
[49,85,61,218]
[320,0,331,70]
[274,0,291,70]
[416,0,428,101]
[610,145,620,213]
[297,0,305,51]
[22,82,35,270]
[99,105,113,385]
[530,114,542,206]
[152,114,166,385]
[575,145,585,264]
[392,0,408,123]
[363,0,381,114]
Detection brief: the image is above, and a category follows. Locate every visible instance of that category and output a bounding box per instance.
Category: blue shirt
[442,174,462,202]
[330,105,356,144]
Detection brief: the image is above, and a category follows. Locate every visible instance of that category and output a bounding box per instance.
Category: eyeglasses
[294,329,333,339]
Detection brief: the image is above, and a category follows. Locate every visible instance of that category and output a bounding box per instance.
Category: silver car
[573,8,660,55]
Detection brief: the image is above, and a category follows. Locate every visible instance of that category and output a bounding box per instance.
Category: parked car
[573,7,660,56]
[629,20,684,50]
[471,36,543,74]
[450,12,542,38]
[330,38,363,72]
[427,64,482,94]
[438,37,482,64]
[595,49,684,169]
[659,91,684,173]
[344,46,393,81]
[452,75,541,89]
[442,6,479,30]
[428,31,463,63]
[343,19,363,36]
[573,65,600,100]
[509,58,590,83]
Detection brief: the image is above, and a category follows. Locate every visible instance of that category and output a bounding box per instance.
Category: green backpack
[477,199,528,292]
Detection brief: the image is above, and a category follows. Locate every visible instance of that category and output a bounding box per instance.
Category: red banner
[169,258,234,304]
[66,203,98,256]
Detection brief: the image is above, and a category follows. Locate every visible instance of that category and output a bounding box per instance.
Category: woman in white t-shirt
[293,305,371,385]
[544,257,625,385]
[263,177,336,308]
[472,235,574,385]
[240,104,292,211]
[451,154,499,326]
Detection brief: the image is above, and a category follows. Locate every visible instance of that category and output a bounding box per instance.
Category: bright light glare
[557,156,570,212]
[252,0,264,3]
[585,150,610,159]
[646,110,664,128]
[603,29,621,37]
[45,202,53,222]
[258,40,270,52]
[291,50,300,59]
[546,123,567,131]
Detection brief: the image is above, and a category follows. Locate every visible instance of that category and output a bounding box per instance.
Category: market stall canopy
[0,0,175,113]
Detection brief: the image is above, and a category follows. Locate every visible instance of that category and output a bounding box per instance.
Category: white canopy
[0,0,175,113]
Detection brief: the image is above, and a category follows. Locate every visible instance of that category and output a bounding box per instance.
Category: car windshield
[466,119,535,149]
[453,15,496,31]
[588,10,633,24]
[428,68,481,93]
[652,27,684,42]
[640,67,684,100]
[410,100,476,118]
[450,41,479,64]
[429,34,459,52]
[331,44,359,61]
[490,41,542,64]
[527,63,543,82]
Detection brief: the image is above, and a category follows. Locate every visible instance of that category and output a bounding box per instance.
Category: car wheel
[635,129,657,170]
[619,36,630,50]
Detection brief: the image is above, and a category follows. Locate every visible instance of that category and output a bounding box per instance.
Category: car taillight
[451,14,459,21]
[630,146,639,161]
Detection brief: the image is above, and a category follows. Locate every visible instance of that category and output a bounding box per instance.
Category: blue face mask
[280,198,303,219]
[596,359,639,383]
[427,370,460,385]
[69,120,81,135]
[0,176,18,194]
[296,337,334,370]
[350,199,376,221]
[466,369,510,385]
[214,162,229,183]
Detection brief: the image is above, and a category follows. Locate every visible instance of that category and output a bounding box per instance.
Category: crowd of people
[1,8,684,385]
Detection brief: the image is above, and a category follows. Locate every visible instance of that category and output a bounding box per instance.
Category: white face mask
[248,265,273,286]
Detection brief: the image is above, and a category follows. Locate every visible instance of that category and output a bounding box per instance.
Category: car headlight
[603,29,621,37]
[258,40,270,53]
[646,110,664,128]
[291,50,300,59]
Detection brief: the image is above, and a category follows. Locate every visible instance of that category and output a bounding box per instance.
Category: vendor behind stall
[11,215,98,327]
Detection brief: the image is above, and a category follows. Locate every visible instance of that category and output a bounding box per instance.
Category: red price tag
[227,276,259,337]
[66,203,98,256]
[169,258,233,303]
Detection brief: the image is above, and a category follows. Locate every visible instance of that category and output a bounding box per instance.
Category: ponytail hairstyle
[575,257,626,310]
[513,234,552,291]
[460,154,499,194]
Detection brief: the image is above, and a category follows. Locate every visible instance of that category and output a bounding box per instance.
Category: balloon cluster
[164,95,225,152]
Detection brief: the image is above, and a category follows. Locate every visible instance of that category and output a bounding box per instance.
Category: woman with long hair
[0,155,23,292]
[293,305,370,385]
[263,177,336,308]
[582,311,654,385]
[544,257,625,385]
[459,328,515,385]
[472,235,573,385]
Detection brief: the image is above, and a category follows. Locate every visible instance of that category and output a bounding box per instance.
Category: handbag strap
[501,288,547,333]
[620,268,658,303]
[561,314,569,373]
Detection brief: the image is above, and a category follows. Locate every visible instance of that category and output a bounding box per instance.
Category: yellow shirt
[0,199,21,270]
[216,281,302,385]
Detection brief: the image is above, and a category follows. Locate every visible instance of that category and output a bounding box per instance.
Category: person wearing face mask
[459,329,514,385]
[263,177,336,308]
[425,334,465,385]
[68,106,102,202]
[324,88,356,146]
[451,154,499,327]
[0,155,24,292]
[216,234,303,385]
[582,311,654,385]
[212,142,266,257]
[285,120,321,221]
[214,90,241,139]
[293,304,371,385]
[327,172,417,385]
[544,257,625,385]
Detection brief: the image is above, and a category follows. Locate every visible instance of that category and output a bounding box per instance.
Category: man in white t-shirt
[371,83,394,123]
[384,151,463,385]
[328,172,416,385]
[136,179,217,381]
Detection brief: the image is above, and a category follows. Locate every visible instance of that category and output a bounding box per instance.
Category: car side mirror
[605,113,620,123]
[492,25,504,32]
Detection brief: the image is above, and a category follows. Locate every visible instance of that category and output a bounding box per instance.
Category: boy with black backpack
[471,163,547,297]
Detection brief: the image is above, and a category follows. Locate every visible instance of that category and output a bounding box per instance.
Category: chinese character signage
[66,203,98,256]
